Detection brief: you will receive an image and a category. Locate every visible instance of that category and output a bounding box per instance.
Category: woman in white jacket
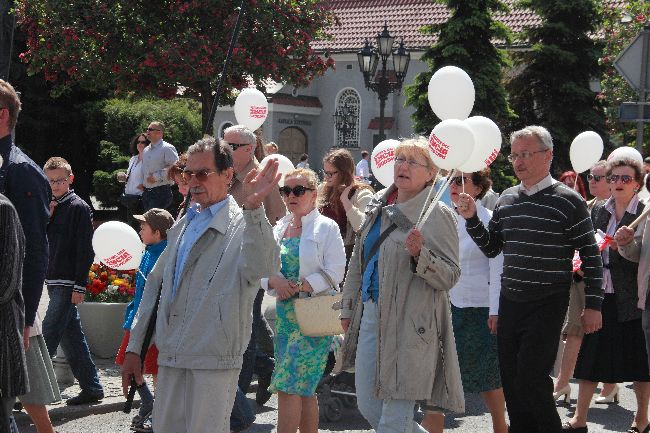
[261,168,346,433]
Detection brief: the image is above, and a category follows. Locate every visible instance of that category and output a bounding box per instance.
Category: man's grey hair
[224,124,256,146]
[510,125,554,150]
[187,137,216,155]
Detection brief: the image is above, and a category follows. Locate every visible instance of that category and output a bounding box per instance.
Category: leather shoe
[255,373,272,406]
[66,390,104,406]
[562,421,587,432]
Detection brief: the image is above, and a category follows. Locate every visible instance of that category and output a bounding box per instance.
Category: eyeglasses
[181,169,217,182]
[323,170,339,178]
[394,157,429,168]
[587,174,605,182]
[279,185,314,197]
[606,174,634,184]
[228,142,250,151]
[146,127,161,132]
[48,177,69,186]
[507,149,547,163]
[450,176,471,186]
[137,140,148,144]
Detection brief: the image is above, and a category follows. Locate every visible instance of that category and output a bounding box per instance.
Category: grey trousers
[153,366,240,433]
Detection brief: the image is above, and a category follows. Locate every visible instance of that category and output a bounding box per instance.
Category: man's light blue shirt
[172,196,230,297]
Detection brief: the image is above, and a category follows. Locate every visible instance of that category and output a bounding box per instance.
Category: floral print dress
[268,236,331,397]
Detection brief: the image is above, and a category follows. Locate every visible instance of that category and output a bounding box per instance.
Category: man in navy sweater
[456,125,603,433]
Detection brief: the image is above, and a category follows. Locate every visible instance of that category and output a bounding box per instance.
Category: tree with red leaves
[16,0,336,130]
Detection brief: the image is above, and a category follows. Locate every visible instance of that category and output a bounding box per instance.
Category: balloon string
[461,173,465,194]
[416,169,456,231]
[416,171,441,226]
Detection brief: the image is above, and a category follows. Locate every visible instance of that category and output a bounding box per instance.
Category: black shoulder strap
[361,222,397,275]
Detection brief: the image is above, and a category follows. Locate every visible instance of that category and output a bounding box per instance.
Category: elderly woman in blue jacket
[261,168,346,433]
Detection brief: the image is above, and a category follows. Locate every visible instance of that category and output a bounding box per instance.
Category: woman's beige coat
[338,184,465,413]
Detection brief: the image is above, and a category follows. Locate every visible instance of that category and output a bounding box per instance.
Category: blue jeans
[355,301,426,433]
[142,185,173,212]
[229,387,255,432]
[42,287,103,395]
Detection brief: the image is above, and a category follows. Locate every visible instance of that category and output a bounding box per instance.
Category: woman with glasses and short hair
[320,148,374,259]
[338,137,463,433]
[564,158,650,433]
[261,168,346,433]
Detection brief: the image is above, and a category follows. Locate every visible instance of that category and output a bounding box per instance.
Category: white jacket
[261,208,346,295]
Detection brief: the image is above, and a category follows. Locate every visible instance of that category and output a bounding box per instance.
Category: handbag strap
[318,269,338,291]
[362,222,397,275]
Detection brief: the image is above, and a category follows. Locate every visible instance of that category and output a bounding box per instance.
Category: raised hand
[456,192,477,219]
[244,159,281,210]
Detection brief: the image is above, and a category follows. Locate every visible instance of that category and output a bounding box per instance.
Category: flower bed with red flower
[86,263,136,303]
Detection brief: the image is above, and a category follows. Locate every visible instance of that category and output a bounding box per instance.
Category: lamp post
[357,23,410,145]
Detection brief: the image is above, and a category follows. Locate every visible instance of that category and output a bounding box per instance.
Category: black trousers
[497,291,569,433]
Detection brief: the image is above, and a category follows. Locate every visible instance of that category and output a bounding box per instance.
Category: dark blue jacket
[0,134,51,327]
[45,190,94,294]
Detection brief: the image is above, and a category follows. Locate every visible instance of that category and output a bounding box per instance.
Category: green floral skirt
[268,297,331,397]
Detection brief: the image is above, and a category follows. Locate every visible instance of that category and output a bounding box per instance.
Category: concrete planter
[77,302,127,359]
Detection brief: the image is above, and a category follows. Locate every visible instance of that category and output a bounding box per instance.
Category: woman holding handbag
[261,167,346,433]
[338,137,464,433]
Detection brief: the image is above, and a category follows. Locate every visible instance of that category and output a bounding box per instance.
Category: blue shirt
[436,178,452,207]
[123,239,167,330]
[361,216,382,302]
[172,197,230,297]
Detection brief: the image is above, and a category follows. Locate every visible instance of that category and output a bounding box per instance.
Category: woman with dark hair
[564,158,650,433]
[560,171,587,199]
[167,153,190,220]
[319,148,374,258]
[117,133,149,229]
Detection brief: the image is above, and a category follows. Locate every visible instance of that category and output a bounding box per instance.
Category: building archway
[278,127,308,164]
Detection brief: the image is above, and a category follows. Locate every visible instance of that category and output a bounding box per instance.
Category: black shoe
[562,422,587,433]
[66,390,104,406]
[255,373,272,406]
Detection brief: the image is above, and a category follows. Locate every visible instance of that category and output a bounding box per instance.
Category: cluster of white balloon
[93,87,296,270]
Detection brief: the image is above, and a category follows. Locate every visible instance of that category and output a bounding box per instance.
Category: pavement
[13,289,647,432]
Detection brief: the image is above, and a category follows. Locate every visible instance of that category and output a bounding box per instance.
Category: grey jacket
[338,185,465,413]
[127,198,281,370]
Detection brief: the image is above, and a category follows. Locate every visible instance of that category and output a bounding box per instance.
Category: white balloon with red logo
[259,154,295,187]
[371,139,400,187]
[427,119,475,171]
[570,131,603,174]
[457,116,501,173]
[234,88,268,131]
[428,66,475,121]
[607,146,643,166]
[92,221,145,271]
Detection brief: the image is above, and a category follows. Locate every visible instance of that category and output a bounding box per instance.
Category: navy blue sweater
[45,190,94,294]
[0,134,51,326]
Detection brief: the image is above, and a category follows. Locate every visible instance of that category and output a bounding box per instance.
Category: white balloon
[428,66,475,121]
[92,221,145,270]
[570,131,603,173]
[371,139,400,187]
[428,119,475,170]
[234,88,268,131]
[259,154,295,187]
[457,116,502,172]
[607,146,643,166]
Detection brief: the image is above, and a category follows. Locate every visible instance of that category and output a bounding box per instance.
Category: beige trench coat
[338,185,465,414]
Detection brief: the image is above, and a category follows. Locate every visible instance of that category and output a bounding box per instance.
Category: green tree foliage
[507,0,606,172]
[600,1,650,152]
[16,0,336,130]
[405,0,517,192]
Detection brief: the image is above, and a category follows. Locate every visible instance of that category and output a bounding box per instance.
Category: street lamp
[333,99,357,145]
[357,22,410,144]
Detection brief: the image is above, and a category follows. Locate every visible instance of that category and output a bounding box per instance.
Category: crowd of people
[3,73,650,433]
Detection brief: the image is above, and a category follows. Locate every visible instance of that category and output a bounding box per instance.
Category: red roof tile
[271,93,323,108]
[315,0,624,52]
[368,116,394,130]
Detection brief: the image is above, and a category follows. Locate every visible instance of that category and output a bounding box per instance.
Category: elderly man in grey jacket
[121,137,281,433]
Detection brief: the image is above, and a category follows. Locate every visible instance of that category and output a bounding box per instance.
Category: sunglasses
[606,174,635,184]
[279,185,314,197]
[587,174,605,182]
[181,169,217,182]
[450,176,470,186]
[137,140,148,144]
[228,142,249,151]
[146,127,161,132]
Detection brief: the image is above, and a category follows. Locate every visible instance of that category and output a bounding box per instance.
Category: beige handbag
[294,271,343,337]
